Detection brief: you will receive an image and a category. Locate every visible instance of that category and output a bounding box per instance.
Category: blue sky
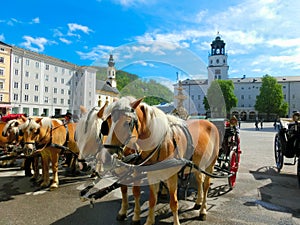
[1,0,300,88]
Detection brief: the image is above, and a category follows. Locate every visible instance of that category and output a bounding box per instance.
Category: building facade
[0,41,12,115]
[0,41,116,118]
[174,36,300,120]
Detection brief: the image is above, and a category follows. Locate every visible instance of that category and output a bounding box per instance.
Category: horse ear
[21,115,27,122]
[97,102,108,118]
[80,105,87,114]
[130,97,144,109]
[35,118,43,124]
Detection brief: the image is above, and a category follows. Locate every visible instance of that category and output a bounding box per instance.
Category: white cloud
[0,34,5,42]
[31,17,40,24]
[20,36,55,52]
[59,38,72,45]
[67,23,93,35]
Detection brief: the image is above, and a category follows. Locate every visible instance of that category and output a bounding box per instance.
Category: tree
[203,80,238,118]
[255,74,288,119]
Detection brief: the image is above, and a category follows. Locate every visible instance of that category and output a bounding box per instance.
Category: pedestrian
[260,119,264,129]
[238,117,241,128]
[273,118,277,130]
[255,120,259,130]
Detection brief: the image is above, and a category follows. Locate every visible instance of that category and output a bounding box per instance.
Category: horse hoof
[193,204,201,210]
[199,213,206,221]
[116,214,127,221]
[50,183,58,190]
[40,182,50,188]
[131,220,141,225]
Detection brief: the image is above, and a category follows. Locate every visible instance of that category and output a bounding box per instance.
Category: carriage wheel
[228,150,238,189]
[274,134,284,172]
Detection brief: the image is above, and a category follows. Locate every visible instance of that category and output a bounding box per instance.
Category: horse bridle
[101,107,139,158]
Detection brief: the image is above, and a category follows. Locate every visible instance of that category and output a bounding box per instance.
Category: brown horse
[19,117,79,190]
[102,96,220,225]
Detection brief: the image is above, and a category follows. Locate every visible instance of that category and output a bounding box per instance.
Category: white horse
[75,105,107,174]
[76,103,142,224]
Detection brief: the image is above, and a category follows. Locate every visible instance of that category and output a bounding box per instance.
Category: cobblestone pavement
[0,122,299,225]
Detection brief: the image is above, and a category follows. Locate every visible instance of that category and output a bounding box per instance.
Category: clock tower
[207,35,229,84]
[107,54,116,88]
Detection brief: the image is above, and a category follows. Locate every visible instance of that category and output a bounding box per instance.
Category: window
[35,62,39,68]
[0,48,4,51]
[26,59,30,66]
[14,82,19,88]
[44,97,49,103]
[61,78,64,84]
[0,82,3,89]
[216,59,219,64]
[0,57,4,63]
[25,84,29,90]
[25,71,29,77]
[34,85,38,91]
[0,68,4,76]
[53,98,57,104]
[45,86,48,92]
[34,96,38,102]
[61,99,64,104]
[45,64,49,70]
[35,73,39,79]
[13,94,18,101]
[14,69,19,75]
[15,56,20,63]
[215,69,221,74]
[241,95,244,100]
[62,68,65,74]
[54,77,57,82]
[61,89,64,94]
[54,88,57,93]
[24,95,29,102]
[55,67,58,72]
[45,75,49,81]
[0,94,3,101]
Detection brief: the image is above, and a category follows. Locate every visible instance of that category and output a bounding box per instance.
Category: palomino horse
[2,118,41,177]
[101,96,220,225]
[76,103,142,224]
[19,117,79,190]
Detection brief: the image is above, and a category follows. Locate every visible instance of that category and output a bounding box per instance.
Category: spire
[108,54,115,67]
[210,34,225,56]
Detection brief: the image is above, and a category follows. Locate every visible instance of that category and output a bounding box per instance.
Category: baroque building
[174,35,300,120]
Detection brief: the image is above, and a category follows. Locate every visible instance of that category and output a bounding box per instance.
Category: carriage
[274,112,300,187]
[211,117,241,189]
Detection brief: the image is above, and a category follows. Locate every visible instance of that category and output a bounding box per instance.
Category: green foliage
[255,74,288,118]
[95,67,173,105]
[203,80,238,117]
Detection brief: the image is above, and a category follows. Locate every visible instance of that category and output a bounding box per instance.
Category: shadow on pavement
[249,166,300,218]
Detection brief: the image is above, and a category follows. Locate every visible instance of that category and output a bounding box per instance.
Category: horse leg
[167,175,180,225]
[132,185,141,225]
[31,156,40,181]
[198,174,211,221]
[117,185,129,221]
[50,150,60,190]
[145,183,159,225]
[40,152,50,188]
[194,171,204,210]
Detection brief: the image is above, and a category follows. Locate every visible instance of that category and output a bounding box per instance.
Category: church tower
[106,54,116,88]
[207,35,229,84]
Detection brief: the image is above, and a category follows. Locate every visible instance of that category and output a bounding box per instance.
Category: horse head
[18,117,50,156]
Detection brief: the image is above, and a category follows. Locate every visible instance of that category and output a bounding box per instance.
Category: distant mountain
[95,67,174,105]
